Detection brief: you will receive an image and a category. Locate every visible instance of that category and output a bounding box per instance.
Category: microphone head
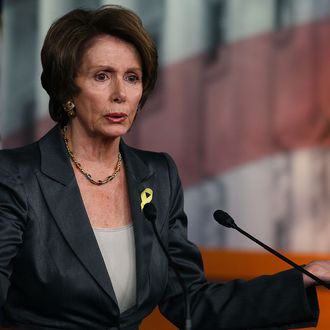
[213,210,236,228]
[143,203,157,223]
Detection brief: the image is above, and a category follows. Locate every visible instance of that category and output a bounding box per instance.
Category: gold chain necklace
[62,126,122,186]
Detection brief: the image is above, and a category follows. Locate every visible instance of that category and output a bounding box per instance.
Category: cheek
[133,88,143,105]
[74,91,104,111]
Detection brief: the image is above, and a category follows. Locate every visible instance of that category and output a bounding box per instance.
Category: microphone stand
[144,203,192,330]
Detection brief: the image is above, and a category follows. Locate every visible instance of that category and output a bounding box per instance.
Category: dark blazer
[0,126,319,330]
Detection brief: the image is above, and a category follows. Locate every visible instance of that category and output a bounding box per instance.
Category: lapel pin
[140,187,153,210]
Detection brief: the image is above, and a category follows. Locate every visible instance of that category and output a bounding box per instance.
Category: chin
[101,127,130,139]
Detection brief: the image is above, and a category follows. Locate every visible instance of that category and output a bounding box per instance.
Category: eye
[125,73,141,84]
[95,72,109,81]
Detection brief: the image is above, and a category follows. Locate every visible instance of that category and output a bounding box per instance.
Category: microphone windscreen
[143,203,157,223]
[213,210,236,228]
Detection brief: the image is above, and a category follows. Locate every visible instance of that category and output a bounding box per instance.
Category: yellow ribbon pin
[140,188,153,210]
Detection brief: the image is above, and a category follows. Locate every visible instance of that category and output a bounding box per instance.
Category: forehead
[81,34,142,67]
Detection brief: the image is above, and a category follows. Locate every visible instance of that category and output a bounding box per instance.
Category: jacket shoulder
[0,142,40,173]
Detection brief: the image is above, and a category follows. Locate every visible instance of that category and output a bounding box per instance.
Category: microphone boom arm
[213,210,330,290]
[234,224,330,290]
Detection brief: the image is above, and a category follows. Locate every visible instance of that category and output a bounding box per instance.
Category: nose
[111,77,126,103]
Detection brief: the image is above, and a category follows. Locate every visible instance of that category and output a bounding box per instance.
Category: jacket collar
[39,125,74,185]
[37,125,156,307]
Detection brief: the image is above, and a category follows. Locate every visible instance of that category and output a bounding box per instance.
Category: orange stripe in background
[141,249,330,330]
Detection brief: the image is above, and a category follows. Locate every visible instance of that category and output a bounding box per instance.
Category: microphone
[143,203,192,330]
[213,210,330,290]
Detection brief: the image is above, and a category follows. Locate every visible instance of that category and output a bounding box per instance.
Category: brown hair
[41,5,158,125]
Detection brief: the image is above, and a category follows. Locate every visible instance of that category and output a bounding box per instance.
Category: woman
[0,5,329,330]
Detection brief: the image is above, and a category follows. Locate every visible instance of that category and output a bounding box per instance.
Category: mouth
[104,112,128,123]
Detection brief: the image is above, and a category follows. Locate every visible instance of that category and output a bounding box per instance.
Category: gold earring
[63,101,76,117]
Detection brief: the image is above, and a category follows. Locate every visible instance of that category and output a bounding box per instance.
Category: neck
[62,125,122,186]
[65,124,120,166]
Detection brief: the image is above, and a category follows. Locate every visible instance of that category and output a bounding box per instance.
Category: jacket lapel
[120,141,156,305]
[36,126,118,304]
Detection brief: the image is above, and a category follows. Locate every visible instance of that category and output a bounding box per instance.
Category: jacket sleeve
[0,165,28,315]
[158,153,319,330]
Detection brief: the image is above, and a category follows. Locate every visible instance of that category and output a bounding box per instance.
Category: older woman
[0,5,329,330]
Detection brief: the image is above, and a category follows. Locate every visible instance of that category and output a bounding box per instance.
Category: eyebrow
[89,65,142,72]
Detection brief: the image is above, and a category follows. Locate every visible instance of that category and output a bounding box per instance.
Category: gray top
[93,224,136,313]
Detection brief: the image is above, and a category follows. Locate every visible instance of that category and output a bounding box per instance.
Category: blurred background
[3,0,330,328]
[2,0,330,253]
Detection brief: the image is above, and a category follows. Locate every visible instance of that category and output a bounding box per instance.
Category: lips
[104,112,128,123]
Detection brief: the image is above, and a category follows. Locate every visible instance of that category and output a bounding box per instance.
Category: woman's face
[71,35,143,139]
